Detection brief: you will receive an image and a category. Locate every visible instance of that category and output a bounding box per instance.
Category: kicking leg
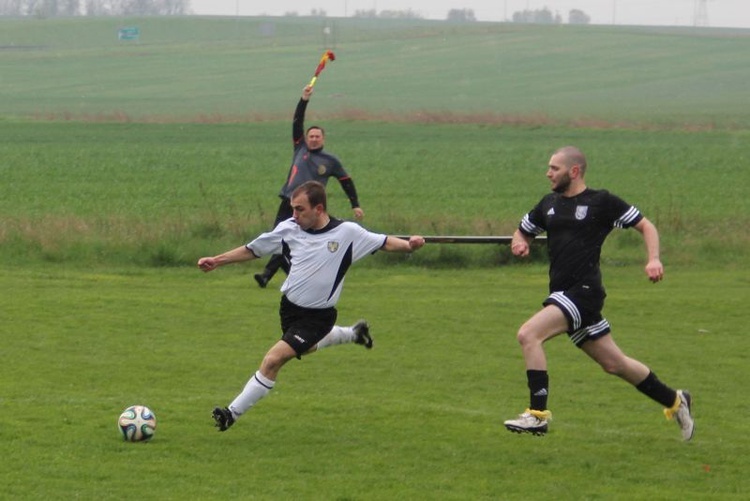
[213,341,296,431]
[315,320,372,350]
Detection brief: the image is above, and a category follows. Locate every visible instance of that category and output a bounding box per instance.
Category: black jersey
[279,145,349,199]
[278,99,354,201]
[519,188,643,292]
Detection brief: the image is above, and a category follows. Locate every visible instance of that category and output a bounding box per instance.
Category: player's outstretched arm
[383,235,425,253]
[198,245,257,272]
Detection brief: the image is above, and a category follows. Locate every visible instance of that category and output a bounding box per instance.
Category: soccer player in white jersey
[503,146,694,440]
[198,181,425,431]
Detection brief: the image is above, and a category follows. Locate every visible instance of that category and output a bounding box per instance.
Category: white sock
[228,370,275,417]
[316,325,356,350]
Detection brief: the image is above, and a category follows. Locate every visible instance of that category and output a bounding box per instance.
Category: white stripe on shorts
[571,319,611,346]
[548,291,581,330]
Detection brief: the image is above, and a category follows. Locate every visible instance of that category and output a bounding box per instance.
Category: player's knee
[261,351,291,374]
[598,359,624,376]
[516,323,536,346]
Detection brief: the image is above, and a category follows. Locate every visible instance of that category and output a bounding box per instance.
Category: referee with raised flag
[198,180,424,431]
[503,146,694,440]
[254,84,365,289]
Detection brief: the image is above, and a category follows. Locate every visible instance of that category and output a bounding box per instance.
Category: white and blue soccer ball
[118,405,156,442]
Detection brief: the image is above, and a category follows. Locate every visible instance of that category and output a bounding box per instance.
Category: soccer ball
[118,405,156,442]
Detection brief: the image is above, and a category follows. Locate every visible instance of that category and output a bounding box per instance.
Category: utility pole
[694,0,709,27]
[612,0,617,25]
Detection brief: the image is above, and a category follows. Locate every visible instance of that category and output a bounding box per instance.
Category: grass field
[2,264,748,499]
[2,15,749,500]
[1,120,747,267]
[1,16,750,126]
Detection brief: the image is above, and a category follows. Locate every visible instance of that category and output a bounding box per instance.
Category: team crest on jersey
[575,205,589,220]
[327,241,339,253]
[318,164,327,175]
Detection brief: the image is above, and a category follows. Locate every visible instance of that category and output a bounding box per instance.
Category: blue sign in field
[118,27,140,41]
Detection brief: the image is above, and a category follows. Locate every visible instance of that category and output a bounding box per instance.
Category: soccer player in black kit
[503,146,694,440]
[254,84,364,288]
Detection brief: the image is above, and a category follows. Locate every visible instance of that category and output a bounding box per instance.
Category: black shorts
[543,283,611,348]
[279,295,337,358]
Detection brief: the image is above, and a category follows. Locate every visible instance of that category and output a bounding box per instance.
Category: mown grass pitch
[1,264,747,499]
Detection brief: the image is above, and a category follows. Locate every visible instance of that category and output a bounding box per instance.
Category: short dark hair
[554,146,587,175]
[292,181,327,210]
[306,125,325,136]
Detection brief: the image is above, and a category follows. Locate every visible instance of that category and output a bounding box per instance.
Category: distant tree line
[0,0,188,16]
[512,8,590,25]
[568,9,591,25]
[349,9,425,19]
[446,9,475,22]
[0,2,588,24]
[284,7,589,25]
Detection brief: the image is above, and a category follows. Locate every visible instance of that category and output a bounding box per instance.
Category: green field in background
[1,17,749,125]
[2,16,749,500]
[1,120,747,267]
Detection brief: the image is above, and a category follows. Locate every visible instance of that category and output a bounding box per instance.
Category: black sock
[527,370,549,411]
[635,371,677,408]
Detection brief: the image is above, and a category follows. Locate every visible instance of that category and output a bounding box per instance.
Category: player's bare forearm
[383,235,425,253]
[634,218,664,282]
[511,229,533,257]
[198,245,257,272]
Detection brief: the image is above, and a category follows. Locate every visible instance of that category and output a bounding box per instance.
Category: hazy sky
[188,1,750,28]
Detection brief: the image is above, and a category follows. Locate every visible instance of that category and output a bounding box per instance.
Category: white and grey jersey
[247,218,387,309]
